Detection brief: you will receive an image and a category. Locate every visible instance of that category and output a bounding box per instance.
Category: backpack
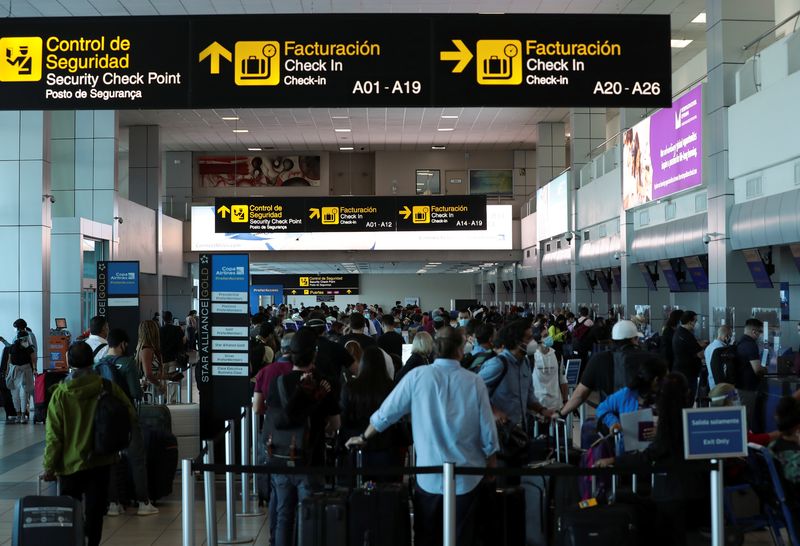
[96,356,132,402]
[263,375,311,463]
[572,317,591,342]
[93,378,132,457]
[485,354,511,398]
[709,344,739,386]
[92,343,107,359]
[461,350,495,373]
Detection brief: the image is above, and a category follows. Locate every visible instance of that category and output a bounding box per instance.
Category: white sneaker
[137,501,159,516]
[106,502,122,517]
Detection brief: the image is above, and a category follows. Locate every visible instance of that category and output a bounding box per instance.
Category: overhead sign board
[198,253,251,440]
[252,274,360,296]
[0,14,670,109]
[682,407,748,460]
[215,196,487,234]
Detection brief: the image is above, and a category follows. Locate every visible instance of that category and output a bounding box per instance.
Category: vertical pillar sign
[198,253,251,440]
[97,261,140,351]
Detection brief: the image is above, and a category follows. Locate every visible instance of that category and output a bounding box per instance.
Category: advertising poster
[623,85,703,209]
[198,155,320,187]
[536,172,569,241]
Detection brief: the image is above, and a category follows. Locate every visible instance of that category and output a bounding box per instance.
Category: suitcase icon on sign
[241,55,270,79]
[483,55,511,79]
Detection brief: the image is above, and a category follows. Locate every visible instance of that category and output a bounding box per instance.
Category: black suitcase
[556,503,639,546]
[488,486,525,546]
[296,490,348,546]
[143,427,179,501]
[138,404,172,432]
[522,473,549,546]
[13,482,84,546]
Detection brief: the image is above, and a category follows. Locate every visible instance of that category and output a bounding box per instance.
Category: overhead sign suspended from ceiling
[0,14,671,109]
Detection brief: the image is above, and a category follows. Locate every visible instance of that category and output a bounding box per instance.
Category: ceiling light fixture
[331,116,349,120]
[339,146,354,151]
[232,129,249,133]
[437,127,455,132]
[334,128,352,132]
[431,145,446,150]
[221,116,239,121]
[691,12,706,24]
[441,115,459,119]
[247,147,262,151]
[670,39,693,48]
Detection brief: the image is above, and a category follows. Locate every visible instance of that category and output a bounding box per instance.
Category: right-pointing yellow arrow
[399,206,411,220]
[199,41,232,75]
[217,205,231,218]
[440,39,473,73]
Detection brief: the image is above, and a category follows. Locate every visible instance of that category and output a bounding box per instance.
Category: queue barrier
[181,417,724,546]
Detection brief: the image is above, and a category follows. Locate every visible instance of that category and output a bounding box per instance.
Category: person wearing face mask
[0,318,38,357]
[457,309,471,329]
[735,318,767,431]
[704,325,732,391]
[527,338,568,413]
[5,331,36,423]
[595,356,667,450]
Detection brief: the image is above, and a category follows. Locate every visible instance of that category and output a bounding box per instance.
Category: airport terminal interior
[1,0,800,545]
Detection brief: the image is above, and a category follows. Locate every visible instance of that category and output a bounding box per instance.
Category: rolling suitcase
[487,486,525,546]
[348,449,411,546]
[296,490,348,546]
[13,478,84,546]
[138,403,172,432]
[556,503,639,546]
[143,427,179,501]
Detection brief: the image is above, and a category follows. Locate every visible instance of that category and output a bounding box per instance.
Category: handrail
[742,9,800,51]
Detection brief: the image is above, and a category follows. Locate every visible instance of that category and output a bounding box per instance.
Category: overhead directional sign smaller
[215,196,487,234]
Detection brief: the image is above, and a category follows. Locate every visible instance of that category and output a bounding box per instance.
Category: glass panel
[415,169,441,195]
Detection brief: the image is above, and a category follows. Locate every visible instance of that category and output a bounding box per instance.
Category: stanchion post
[237,407,263,517]
[182,458,195,546]
[710,459,724,546]
[203,440,218,546]
[186,365,193,404]
[220,420,252,544]
[443,462,456,546]
[251,401,259,499]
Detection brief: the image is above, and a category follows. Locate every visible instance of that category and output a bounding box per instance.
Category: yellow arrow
[291,290,297,294]
[439,39,473,73]
[309,208,320,220]
[198,41,232,75]
[346,289,352,294]
[399,206,411,220]
[217,205,231,218]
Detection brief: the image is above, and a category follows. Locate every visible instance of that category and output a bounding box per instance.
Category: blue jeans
[270,472,312,546]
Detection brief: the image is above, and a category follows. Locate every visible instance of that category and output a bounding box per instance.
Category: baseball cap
[611,320,644,341]
[305,318,326,329]
[433,315,445,324]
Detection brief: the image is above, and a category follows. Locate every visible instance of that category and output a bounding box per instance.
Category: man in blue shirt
[346,327,499,546]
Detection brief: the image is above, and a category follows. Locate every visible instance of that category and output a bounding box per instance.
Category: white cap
[526,339,539,356]
[611,320,644,341]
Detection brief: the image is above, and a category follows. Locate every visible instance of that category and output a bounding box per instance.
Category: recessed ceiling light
[441,115,459,119]
[331,116,349,120]
[431,145,446,150]
[437,127,455,132]
[339,146,354,151]
[334,128,352,133]
[221,116,239,121]
[691,12,706,24]
[429,262,442,265]
[671,39,693,48]
[247,147,262,151]
[232,129,249,133]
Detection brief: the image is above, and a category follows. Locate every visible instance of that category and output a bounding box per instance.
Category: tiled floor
[0,413,784,545]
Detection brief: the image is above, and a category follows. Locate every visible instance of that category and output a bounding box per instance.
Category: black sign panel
[215,196,486,234]
[0,14,670,109]
[252,274,360,296]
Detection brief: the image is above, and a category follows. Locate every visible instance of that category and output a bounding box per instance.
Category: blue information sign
[249,285,283,315]
[211,255,249,293]
[565,359,581,388]
[682,407,747,460]
[106,261,139,296]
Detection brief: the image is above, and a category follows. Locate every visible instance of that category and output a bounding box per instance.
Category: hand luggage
[33,371,67,423]
[142,427,179,501]
[556,503,639,546]
[296,490,348,546]
[348,449,411,546]
[523,460,580,546]
[487,485,525,546]
[138,403,172,432]
[12,477,84,546]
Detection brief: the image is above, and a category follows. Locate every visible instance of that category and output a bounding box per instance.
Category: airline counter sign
[0,14,670,109]
[215,196,487,234]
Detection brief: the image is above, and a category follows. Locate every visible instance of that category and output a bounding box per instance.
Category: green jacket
[43,368,136,476]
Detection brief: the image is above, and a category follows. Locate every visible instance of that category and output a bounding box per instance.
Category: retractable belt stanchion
[238,406,263,517]
[186,364,193,404]
[182,458,195,546]
[203,440,218,546]
[220,420,253,544]
[710,459,724,546]
[443,462,456,546]
[250,402,259,500]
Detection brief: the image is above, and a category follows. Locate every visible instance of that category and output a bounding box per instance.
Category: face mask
[20,340,30,348]
[364,313,370,319]
[543,337,554,348]
[458,319,469,327]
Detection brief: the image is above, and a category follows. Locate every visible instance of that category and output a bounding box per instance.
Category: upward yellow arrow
[217,205,231,218]
[198,41,232,75]
[399,205,411,220]
[440,39,473,73]
[309,208,320,220]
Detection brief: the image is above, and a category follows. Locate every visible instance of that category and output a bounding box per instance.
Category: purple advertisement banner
[659,260,681,292]
[683,256,709,291]
[743,249,773,289]
[623,85,703,209]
